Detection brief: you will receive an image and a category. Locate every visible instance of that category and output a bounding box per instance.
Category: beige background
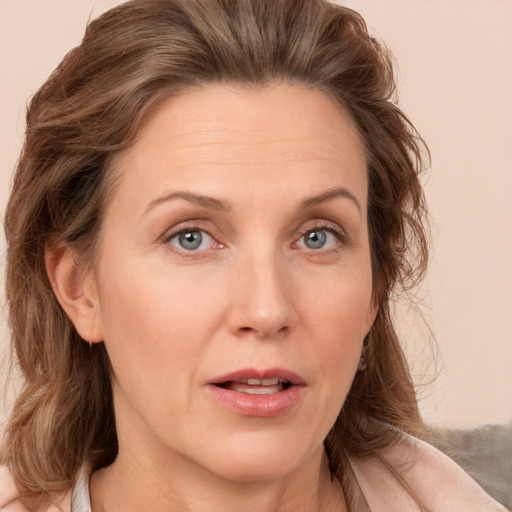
[1,0,511,430]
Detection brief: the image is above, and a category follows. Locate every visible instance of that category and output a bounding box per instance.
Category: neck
[90,445,346,512]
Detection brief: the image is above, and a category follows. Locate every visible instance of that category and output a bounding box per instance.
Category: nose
[227,251,297,340]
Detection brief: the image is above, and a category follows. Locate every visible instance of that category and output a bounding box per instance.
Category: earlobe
[45,245,103,343]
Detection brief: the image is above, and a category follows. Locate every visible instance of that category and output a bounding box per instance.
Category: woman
[0,0,506,511]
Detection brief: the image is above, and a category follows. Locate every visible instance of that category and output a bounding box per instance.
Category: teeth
[225,380,285,394]
[234,384,282,395]
[220,377,292,394]
[247,377,279,386]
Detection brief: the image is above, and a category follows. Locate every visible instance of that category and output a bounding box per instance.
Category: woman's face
[88,84,377,481]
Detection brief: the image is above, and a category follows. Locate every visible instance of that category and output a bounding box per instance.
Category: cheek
[301,265,374,341]
[297,265,373,394]
[95,256,223,389]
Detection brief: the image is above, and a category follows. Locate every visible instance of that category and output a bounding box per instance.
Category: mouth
[214,377,293,395]
[206,368,306,417]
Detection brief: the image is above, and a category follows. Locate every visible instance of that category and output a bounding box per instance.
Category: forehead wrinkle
[165,157,355,172]
[134,93,366,171]
[111,84,368,219]
[139,122,278,148]
[156,137,357,167]
[141,109,358,147]
[179,113,359,146]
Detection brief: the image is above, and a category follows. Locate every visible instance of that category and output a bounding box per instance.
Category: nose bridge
[229,243,296,338]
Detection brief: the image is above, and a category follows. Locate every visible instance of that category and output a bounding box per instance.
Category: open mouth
[207,369,306,416]
[214,377,293,395]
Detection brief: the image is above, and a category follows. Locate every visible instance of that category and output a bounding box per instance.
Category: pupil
[179,231,202,250]
[305,230,326,249]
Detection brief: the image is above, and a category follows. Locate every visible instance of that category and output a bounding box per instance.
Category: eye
[167,229,217,251]
[297,227,341,250]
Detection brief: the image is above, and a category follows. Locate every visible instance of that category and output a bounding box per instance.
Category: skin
[49,83,378,512]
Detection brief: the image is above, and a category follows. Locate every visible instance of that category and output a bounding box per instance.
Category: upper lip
[208,368,306,386]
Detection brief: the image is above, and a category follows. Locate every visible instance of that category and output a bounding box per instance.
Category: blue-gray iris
[179,231,203,250]
[305,230,326,249]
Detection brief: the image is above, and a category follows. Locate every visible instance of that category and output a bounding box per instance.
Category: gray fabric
[432,424,512,510]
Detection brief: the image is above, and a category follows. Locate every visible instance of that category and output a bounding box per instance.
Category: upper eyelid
[298,221,341,232]
[295,220,346,237]
[166,227,213,240]
[296,225,342,240]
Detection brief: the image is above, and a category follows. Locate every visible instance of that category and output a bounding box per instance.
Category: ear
[45,245,103,343]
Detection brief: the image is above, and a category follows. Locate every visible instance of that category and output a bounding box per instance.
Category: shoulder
[349,433,508,512]
[0,466,72,512]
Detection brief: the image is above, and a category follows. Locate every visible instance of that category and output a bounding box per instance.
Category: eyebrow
[143,186,361,216]
[299,187,362,213]
[143,191,231,215]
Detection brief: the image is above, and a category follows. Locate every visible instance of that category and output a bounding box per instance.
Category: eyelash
[161,221,347,256]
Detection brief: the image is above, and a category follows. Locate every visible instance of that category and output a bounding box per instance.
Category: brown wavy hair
[2,0,430,509]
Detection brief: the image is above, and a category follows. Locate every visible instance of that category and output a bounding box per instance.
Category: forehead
[111,83,367,211]
[126,83,364,162]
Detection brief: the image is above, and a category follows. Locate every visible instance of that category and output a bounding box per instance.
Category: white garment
[70,465,92,512]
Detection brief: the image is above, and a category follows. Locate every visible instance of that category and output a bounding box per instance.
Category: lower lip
[206,384,306,418]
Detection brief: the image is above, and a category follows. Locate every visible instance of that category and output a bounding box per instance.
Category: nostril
[236,325,291,339]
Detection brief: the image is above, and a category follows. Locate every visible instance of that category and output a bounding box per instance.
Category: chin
[198,431,321,483]
[210,458,302,484]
